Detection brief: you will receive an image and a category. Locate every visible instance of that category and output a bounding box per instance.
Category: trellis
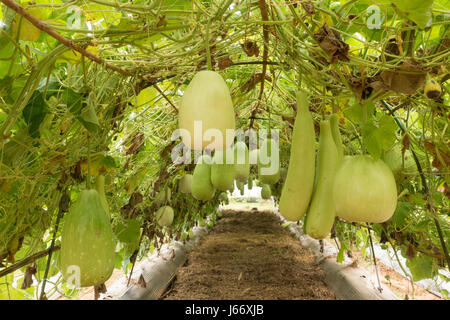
[0,0,449,299]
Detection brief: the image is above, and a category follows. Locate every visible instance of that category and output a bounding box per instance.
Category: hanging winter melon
[279,92,316,221]
[234,141,250,182]
[156,206,174,227]
[60,190,115,287]
[211,149,236,191]
[191,155,215,201]
[258,138,280,184]
[179,174,193,193]
[333,155,397,223]
[178,71,236,151]
[249,149,259,165]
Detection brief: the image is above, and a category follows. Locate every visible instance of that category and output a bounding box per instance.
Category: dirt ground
[163,209,336,300]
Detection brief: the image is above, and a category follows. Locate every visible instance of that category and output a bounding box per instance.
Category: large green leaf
[406,254,436,281]
[391,0,434,29]
[362,114,397,159]
[22,91,49,138]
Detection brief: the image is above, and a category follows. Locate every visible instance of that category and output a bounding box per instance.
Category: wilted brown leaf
[314,24,349,64]
[301,1,315,15]
[380,60,427,95]
[241,40,260,57]
[125,132,145,156]
[241,73,272,93]
[218,57,234,70]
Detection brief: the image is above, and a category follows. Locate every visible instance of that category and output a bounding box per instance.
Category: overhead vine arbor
[0,0,449,299]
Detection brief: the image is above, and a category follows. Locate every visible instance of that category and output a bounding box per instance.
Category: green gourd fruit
[156,206,174,227]
[333,155,397,223]
[261,184,272,200]
[60,190,115,287]
[382,145,417,184]
[155,187,171,205]
[258,138,280,184]
[95,175,110,218]
[179,174,193,194]
[249,149,259,166]
[178,71,236,151]
[234,141,250,182]
[211,149,236,191]
[248,176,253,189]
[279,91,316,221]
[305,120,339,240]
[191,155,216,201]
[329,113,344,165]
[236,180,245,195]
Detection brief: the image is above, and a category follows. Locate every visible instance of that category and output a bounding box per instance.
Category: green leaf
[343,101,374,124]
[78,104,100,132]
[22,91,49,138]
[391,0,434,29]
[362,114,397,159]
[406,254,436,281]
[115,219,141,243]
[392,202,411,228]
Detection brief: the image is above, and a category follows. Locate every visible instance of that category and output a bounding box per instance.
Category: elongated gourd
[305,120,339,240]
[211,149,235,191]
[234,141,250,182]
[249,149,259,165]
[279,91,316,221]
[95,175,110,218]
[236,180,245,195]
[179,174,193,193]
[329,113,344,165]
[258,138,280,184]
[333,155,397,223]
[191,155,215,201]
[248,176,253,189]
[60,190,115,287]
[178,71,236,151]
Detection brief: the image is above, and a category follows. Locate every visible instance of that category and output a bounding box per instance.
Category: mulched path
[163,209,336,300]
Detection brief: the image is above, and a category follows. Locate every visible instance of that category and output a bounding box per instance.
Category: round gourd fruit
[179,174,193,194]
[333,155,398,223]
[382,145,417,183]
[191,155,215,201]
[261,184,272,200]
[234,141,250,182]
[155,187,171,205]
[258,139,280,184]
[156,206,174,227]
[211,149,236,191]
[178,71,235,151]
[60,190,115,287]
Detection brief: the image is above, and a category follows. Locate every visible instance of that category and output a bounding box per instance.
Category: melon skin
[305,120,339,240]
[179,174,193,194]
[60,190,116,288]
[258,139,280,184]
[279,91,316,221]
[333,155,398,223]
[249,149,259,165]
[211,149,236,191]
[234,141,250,182]
[156,206,174,227]
[191,155,216,201]
[178,71,236,151]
